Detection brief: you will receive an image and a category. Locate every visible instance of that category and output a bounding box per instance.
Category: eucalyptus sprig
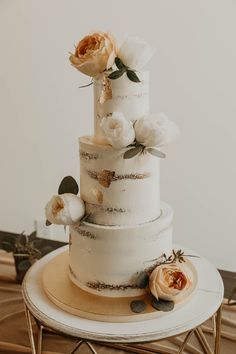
[123,142,166,159]
[78,79,94,89]
[161,249,186,265]
[145,249,199,276]
[108,57,141,83]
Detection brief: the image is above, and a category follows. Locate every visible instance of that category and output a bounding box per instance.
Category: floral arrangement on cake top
[69,32,154,82]
[69,31,179,159]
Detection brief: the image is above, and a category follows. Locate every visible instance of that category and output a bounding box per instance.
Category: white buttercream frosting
[79,136,160,226]
[69,202,173,297]
[93,71,149,144]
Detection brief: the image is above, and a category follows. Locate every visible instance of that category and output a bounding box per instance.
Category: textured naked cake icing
[45,32,194,308]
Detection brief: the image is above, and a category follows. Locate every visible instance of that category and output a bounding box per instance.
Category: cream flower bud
[69,32,116,77]
[45,193,85,225]
[135,113,179,148]
[100,112,135,149]
[118,37,154,70]
[149,263,193,302]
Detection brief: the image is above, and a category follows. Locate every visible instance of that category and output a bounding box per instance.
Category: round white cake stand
[22,245,224,354]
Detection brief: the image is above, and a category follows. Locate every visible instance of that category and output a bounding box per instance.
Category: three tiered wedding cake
[44,31,194,316]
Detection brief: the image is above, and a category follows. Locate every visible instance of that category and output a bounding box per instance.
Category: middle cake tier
[80,136,161,226]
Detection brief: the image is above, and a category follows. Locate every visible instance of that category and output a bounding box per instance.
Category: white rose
[118,37,154,70]
[45,193,85,225]
[149,263,193,302]
[135,113,179,147]
[100,112,135,149]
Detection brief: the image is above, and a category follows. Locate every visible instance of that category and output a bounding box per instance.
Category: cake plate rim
[22,245,224,343]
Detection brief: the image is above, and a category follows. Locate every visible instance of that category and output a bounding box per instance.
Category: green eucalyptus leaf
[130,300,147,313]
[123,145,143,159]
[136,272,149,288]
[115,57,125,70]
[146,148,166,159]
[78,80,93,89]
[126,70,141,83]
[152,298,175,312]
[108,70,125,80]
[1,241,14,252]
[58,176,79,195]
[17,259,31,272]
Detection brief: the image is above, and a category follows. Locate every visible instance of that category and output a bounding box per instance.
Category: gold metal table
[22,246,224,354]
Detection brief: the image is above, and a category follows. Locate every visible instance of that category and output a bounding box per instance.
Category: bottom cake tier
[69,202,173,297]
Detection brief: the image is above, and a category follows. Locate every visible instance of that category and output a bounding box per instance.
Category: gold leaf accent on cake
[72,225,96,239]
[88,170,115,188]
[86,281,139,291]
[98,170,115,187]
[99,75,112,104]
[112,172,150,181]
[87,169,150,188]
[77,228,96,240]
[92,188,103,204]
[80,151,98,160]
[106,206,125,213]
[86,203,126,215]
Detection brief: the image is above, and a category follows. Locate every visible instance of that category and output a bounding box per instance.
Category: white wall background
[0,0,235,271]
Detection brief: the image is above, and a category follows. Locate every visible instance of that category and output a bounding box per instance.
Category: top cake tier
[93,71,149,144]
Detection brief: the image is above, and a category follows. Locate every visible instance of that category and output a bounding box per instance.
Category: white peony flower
[118,37,154,70]
[100,112,135,149]
[45,193,85,225]
[134,113,179,148]
[149,263,193,302]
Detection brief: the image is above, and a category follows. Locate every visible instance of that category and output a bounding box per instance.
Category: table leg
[102,343,176,354]
[195,327,212,354]
[70,339,98,354]
[23,304,222,354]
[24,305,37,354]
[37,325,43,354]
[177,330,194,354]
[214,306,222,354]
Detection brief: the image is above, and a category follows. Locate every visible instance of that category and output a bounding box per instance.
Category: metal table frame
[24,303,222,354]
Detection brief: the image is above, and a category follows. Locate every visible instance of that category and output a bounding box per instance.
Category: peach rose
[69,32,116,77]
[149,263,193,302]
